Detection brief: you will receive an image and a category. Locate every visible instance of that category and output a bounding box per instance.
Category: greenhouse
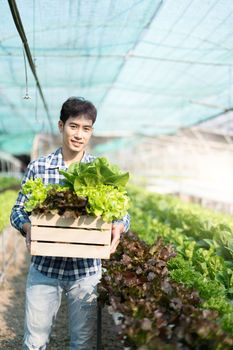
[1,1,233,349]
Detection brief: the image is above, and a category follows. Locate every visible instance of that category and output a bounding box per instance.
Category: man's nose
[74,128,83,138]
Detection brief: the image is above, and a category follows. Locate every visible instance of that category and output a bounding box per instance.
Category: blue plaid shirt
[10,147,130,280]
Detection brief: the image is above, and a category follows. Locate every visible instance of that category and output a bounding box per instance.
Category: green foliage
[22,178,65,212]
[100,233,233,349]
[127,185,233,334]
[60,156,129,190]
[60,157,130,222]
[22,157,130,222]
[75,184,130,223]
[168,256,226,300]
[0,190,18,232]
[0,176,20,191]
[128,185,233,289]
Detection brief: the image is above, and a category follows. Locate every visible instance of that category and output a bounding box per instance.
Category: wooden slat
[31,242,110,259]
[31,226,111,245]
[31,213,111,229]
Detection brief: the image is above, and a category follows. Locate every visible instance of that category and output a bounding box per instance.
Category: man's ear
[58,120,63,133]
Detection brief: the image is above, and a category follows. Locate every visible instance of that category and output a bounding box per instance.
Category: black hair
[60,97,97,124]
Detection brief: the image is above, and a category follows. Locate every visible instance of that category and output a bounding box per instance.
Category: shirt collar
[45,147,89,169]
[45,147,64,170]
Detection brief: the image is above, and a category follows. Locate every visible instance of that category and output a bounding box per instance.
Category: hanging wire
[22,46,31,99]
[8,0,54,134]
[33,0,38,122]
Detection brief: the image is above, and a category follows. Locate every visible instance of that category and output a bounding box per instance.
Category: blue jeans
[22,264,101,350]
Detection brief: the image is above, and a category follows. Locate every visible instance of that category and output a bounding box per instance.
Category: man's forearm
[22,222,31,235]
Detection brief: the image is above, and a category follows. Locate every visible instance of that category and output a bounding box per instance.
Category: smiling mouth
[71,140,83,145]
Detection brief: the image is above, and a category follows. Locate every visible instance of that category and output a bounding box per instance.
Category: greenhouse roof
[0,0,233,154]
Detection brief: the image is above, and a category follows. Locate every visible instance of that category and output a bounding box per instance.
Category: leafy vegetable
[33,187,88,217]
[75,184,129,222]
[127,185,233,334]
[100,232,233,349]
[22,178,49,211]
[22,157,130,222]
[60,157,129,189]
[59,157,130,222]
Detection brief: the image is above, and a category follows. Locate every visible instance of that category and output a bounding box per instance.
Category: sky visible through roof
[0,0,233,154]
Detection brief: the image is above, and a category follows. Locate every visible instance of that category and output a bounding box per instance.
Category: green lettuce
[75,184,130,223]
[60,157,129,190]
[22,157,130,222]
[59,157,130,222]
[22,178,48,211]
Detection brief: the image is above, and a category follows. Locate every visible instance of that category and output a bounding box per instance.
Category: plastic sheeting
[0,0,233,154]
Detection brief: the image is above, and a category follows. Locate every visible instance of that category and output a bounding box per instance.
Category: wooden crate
[30,213,112,259]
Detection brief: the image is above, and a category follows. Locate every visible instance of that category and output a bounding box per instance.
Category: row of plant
[0,190,18,233]
[0,176,20,192]
[127,185,233,334]
[128,185,233,258]
[100,232,233,350]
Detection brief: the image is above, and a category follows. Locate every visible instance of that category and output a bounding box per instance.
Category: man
[11,97,130,350]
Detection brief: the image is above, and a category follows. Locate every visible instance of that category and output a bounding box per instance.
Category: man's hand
[110,223,124,254]
[23,222,31,253]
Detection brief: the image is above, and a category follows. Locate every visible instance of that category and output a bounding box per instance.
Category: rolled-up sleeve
[112,213,130,233]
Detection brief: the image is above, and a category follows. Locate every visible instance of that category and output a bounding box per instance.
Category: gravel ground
[0,228,124,350]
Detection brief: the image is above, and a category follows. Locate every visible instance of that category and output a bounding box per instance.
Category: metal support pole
[96,300,102,350]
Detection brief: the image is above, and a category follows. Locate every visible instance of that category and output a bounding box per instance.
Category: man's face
[58,115,93,153]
